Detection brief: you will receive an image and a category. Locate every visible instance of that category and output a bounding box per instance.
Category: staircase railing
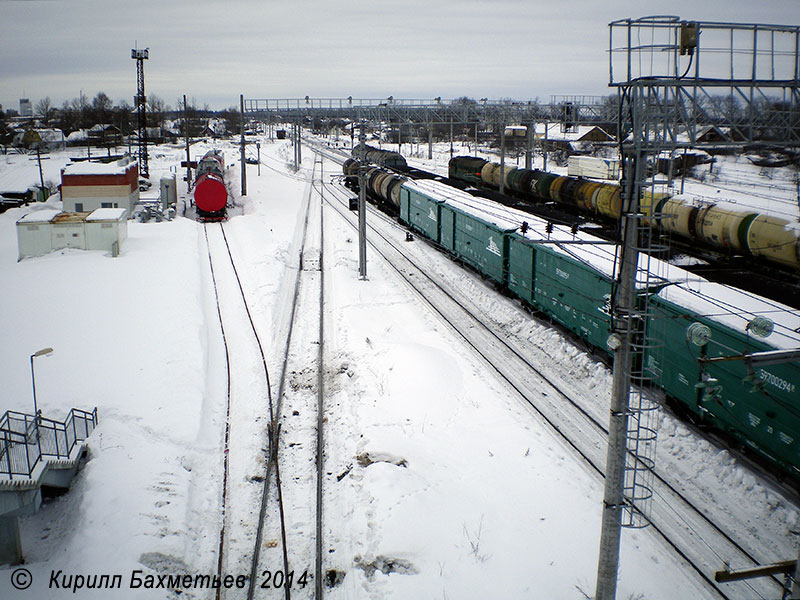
[0,408,98,480]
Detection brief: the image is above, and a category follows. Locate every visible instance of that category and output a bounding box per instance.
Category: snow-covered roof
[86,208,127,221]
[404,179,520,231]
[16,209,61,224]
[16,208,127,225]
[62,158,136,176]
[535,123,614,142]
[88,124,117,133]
[660,279,800,350]
[65,130,89,142]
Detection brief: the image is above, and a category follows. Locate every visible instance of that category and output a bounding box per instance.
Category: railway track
[204,154,329,599]
[313,140,800,308]
[203,222,275,597]
[317,169,792,600]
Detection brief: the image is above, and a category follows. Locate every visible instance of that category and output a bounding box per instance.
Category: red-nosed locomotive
[194,150,228,221]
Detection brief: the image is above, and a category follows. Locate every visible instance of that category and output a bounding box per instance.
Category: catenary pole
[595,152,642,600]
[184,95,192,192]
[240,94,246,196]
[525,121,533,170]
[297,116,302,165]
[358,123,367,279]
[499,121,506,194]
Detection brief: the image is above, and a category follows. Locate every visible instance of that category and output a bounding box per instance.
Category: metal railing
[0,408,98,480]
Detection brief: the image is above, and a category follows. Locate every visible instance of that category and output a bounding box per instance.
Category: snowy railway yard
[1,137,800,600]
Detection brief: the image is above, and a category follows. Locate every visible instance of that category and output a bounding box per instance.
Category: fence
[0,408,98,480]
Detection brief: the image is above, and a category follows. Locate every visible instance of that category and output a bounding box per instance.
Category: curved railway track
[204,154,328,599]
[314,156,792,600]
[204,221,277,598]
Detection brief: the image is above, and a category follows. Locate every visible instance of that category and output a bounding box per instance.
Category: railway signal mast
[596,16,800,600]
[131,47,149,179]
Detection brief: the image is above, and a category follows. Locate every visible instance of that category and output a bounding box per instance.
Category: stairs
[0,408,98,564]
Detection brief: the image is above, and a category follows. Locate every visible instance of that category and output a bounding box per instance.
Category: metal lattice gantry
[242,96,620,132]
[609,16,800,149]
[596,16,800,600]
[132,47,149,178]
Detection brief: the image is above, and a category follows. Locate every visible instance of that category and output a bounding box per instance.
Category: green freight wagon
[400,179,519,285]
[439,203,513,284]
[646,284,800,476]
[398,181,445,243]
[507,232,538,306]
[528,242,614,351]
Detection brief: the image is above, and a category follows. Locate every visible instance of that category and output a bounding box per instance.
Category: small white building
[60,158,139,217]
[567,155,620,180]
[16,208,127,260]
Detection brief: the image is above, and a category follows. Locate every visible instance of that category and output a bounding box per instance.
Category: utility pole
[542,122,548,172]
[292,122,299,170]
[358,123,367,280]
[595,156,643,600]
[36,147,45,194]
[183,94,192,192]
[427,116,433,160]
[357,165,367,280]
[449,117,454,159]
[499,122,506,194]
[240,94,246,196]
[525,122,533,170]
[297,117,302,165]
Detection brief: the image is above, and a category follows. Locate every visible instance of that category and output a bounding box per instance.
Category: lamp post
[30,347,53,419]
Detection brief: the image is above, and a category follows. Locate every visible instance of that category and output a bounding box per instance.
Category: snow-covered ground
[0,138,798,599]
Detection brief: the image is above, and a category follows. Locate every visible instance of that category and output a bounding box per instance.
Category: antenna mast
[131,47,150,178]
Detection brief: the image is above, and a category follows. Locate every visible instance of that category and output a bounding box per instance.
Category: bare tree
[35,97,54,125]
[70,92,90,128]
[148,94,165,128]
[91,92,112,124]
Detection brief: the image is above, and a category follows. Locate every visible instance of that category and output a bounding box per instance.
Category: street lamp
[30,347,53,419]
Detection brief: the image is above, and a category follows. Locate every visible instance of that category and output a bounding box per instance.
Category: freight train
[351,144,408,170]
[344,158,800,483]
[448,156,800,272]
[193,150,228,221]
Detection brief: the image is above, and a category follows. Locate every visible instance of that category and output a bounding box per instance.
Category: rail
[0,408,98,480]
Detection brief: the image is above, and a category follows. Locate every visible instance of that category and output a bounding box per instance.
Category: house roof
[62,158,136,176]
[535,123,614,142]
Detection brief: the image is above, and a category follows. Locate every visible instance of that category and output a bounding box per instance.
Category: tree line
[1,91,242,140]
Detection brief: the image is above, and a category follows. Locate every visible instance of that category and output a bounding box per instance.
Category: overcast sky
[2,0,800,113]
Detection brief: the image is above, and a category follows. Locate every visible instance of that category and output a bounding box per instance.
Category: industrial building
[60,158,139,217]
[16,208,128,260]
[18,98,32,117]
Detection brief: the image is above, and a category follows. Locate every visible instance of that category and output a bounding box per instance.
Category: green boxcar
[507,233,537,306]
[646,294,800,475]
[530,244,613,351]
[399,183,444,242]
[440,203,512,284]
[440,204,455,250]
